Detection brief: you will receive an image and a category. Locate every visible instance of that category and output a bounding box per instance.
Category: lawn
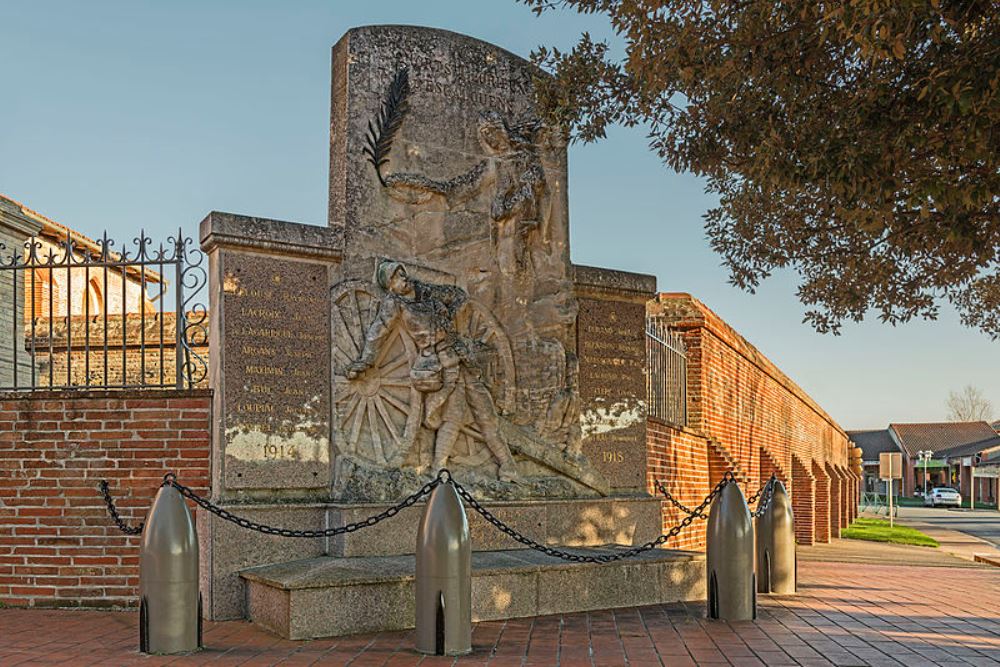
[842,517,939,548]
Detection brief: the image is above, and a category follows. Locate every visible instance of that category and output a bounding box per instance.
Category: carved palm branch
[363,67,411,186]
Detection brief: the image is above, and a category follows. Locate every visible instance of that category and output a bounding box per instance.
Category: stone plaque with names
[201,212,339,498]
[574,266,656,492]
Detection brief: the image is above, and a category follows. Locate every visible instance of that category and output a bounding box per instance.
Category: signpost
[879,452,903,527]
[918,450,933,496]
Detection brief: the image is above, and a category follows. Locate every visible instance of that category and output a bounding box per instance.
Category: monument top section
[328,24,555,242]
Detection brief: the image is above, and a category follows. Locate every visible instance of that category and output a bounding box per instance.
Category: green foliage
[524,0,1000,335]
[842,517,939,547]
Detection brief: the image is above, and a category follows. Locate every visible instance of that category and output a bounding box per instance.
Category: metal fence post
[174,231,185,389]
[415,476,471,656]
[756,479,796,595]
[706,480,755,621]
[139,483,201,654]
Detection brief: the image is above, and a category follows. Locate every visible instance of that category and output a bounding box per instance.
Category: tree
[523,0,1000,335]
[946,384,994,421]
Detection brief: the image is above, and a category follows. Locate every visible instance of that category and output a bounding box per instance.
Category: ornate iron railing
[646,317,687,426]
[0,229,207,391]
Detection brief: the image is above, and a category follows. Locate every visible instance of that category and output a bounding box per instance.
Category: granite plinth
[242,547,705,639]
[199,495,661,620]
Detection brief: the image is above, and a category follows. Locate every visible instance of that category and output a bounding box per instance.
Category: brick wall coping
[0,388,213,402]
[654,292,847,440]
[200,211,342,261]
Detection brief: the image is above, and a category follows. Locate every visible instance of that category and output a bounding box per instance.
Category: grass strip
[842,517,939,548]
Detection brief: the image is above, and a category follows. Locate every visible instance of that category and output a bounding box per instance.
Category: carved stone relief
[329,27,600,500]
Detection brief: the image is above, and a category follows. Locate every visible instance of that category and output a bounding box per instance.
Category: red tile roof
[0,193,163,284]
[889,422,998,458]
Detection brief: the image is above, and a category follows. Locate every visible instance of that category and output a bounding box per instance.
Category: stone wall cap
[572,264,657,296]
[0,388,213,402]
[200,211,342,261]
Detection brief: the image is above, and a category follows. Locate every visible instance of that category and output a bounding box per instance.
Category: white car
[924,487,962,507]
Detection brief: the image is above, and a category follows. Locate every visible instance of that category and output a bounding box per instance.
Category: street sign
[879,452,902,480]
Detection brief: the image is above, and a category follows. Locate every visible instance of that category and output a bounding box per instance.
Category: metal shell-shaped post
[756,480,796,594]
[415,480,472,656]
[706,480,756,621]
[139,484,201,654]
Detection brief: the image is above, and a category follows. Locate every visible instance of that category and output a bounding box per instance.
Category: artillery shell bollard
[706,480,756,621]
[139,482,201,654]
[415,474,472,656]
[756,480,796,595]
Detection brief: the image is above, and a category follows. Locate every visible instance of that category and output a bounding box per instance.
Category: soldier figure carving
[346,261,519,481]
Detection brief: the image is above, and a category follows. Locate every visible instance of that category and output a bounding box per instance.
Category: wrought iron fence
[646,317,687,426]
[0,229,207,391]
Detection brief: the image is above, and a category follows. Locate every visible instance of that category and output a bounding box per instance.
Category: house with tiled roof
[848,421,1000,504]
[846,429,900,493]
[0,194,162,388]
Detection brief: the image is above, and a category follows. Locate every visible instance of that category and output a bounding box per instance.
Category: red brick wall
[646,418,711,551]
[0,389,211,608]
[650,293,855,545]
[791,454,815,544]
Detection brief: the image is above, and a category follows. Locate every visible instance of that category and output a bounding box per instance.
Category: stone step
[241,547,706,640]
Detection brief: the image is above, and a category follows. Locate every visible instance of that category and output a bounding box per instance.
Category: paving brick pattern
[3,559,1000,666]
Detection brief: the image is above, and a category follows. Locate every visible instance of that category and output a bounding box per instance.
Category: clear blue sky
[2,0,996,429]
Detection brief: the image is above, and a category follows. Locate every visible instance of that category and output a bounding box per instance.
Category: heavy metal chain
[750,476,777,519]
[746,478,770,506]
[654,479,708,520]
[452,472,736,564]
[98,480,144,535]
[99,474,442,538]
[163,474,442,538]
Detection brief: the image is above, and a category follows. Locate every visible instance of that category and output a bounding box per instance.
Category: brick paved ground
[2,558,1000,666]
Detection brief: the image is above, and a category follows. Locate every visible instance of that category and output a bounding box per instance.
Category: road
[899,504,1000,548]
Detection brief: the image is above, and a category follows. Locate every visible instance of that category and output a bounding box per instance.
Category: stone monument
[327,25,604,500]
[198,25,701,635]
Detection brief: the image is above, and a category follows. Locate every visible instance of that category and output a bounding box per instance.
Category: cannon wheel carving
[454,300,516,414]
[331,280,421,465]
[331,278,516,470]
[442,299,516,468]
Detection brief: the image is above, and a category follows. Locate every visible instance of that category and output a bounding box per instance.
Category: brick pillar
[825,463,842,539]
[791,455,815,546]
[812,460,831,543]
[838,467,850,529]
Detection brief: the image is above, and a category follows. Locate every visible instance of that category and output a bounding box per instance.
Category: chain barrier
[746,480,767,506]
[98,480,144,535]
[98,473,444,538]
[99,468,750,556]
[656,474,773,521]
[451,472,737,563]
[654,479,708,520]
[750,475,777,519]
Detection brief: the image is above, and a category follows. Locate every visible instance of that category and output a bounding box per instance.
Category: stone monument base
[242,547,706,639]
[199,496,664,621]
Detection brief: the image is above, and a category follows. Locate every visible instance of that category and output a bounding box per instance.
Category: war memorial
[198,24,696,640]
[0,23,860,657]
